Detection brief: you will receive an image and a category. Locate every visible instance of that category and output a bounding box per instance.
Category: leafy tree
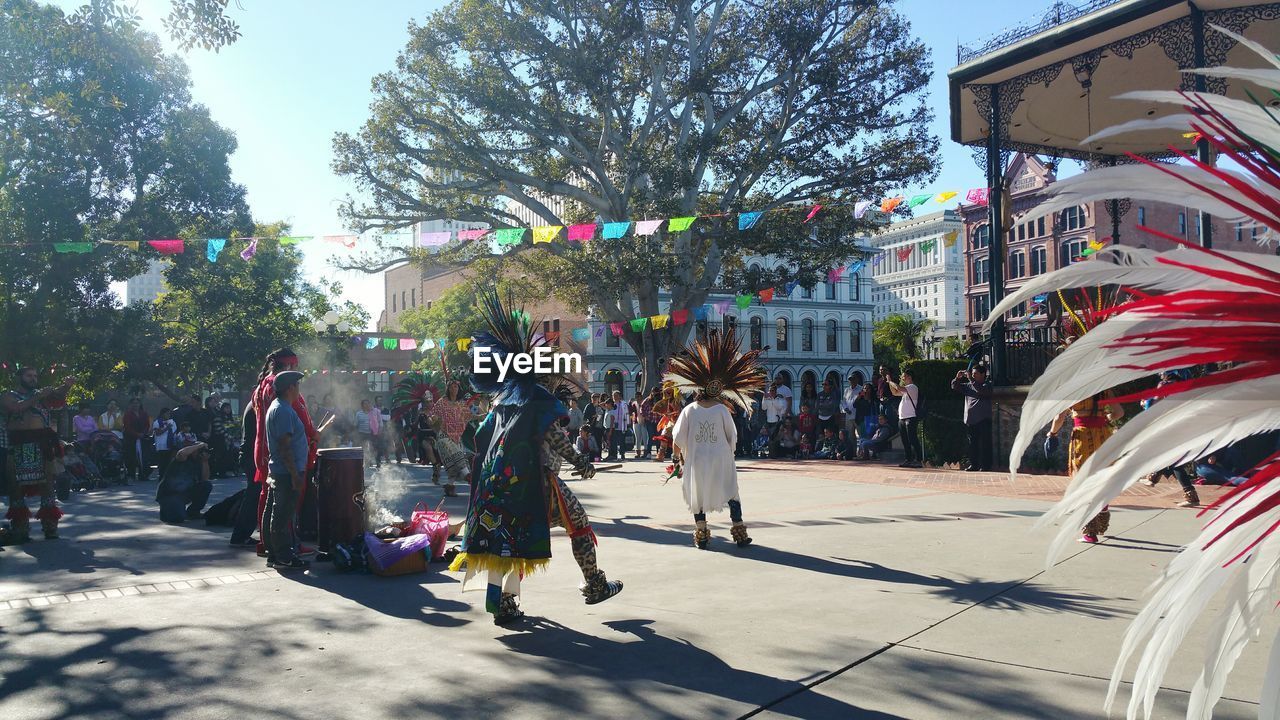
[332,0,937,391]
[0,0,250,394]
[938,335,969,361]
[398,258,542,367]
[113,222,370,401]
[873,313,933,361]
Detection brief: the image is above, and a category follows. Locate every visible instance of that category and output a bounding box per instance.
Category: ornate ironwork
[959,3,1280,163]
[957,0,1125,65]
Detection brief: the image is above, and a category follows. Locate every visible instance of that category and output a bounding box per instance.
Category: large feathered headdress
[664,327,766,413]
[469,288,580,403]
[985,25,1280,720]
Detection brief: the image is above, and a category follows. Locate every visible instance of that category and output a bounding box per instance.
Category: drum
[316,447,366,554]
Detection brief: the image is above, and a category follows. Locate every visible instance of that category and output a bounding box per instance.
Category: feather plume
[664,327,766,413]
[997,26,1280,719]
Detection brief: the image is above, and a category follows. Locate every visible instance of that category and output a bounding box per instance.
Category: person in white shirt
[888,370,923,468]
[840,374,861,442]
[773,378,794,417]
[151,407,179,479]
[609,390,630,459]
[763,386,783,434]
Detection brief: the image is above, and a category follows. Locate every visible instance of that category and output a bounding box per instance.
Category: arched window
[750,317,763,350]
[825,319,838,352]
[695,320,709,344]
[776,317,789,351]
[801,318,814,352]
[972,224,991,250]
[849,320,861,353]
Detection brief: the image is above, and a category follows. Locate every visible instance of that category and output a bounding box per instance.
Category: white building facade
[582,255,876,400]
[863,210,966,339]
[124,260,169,305]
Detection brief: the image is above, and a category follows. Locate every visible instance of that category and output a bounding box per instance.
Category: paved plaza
[0,461,1268,719]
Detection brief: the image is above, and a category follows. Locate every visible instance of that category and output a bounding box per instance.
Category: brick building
[960,153,1263,337]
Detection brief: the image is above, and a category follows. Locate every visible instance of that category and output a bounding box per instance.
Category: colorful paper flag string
[758,288,774,303]
[456,338,471,351]
[610,322,625,337]
[738,212,762,231]
[458,228,489,241]
[650,314,669,330]
[602,222,630,239]
[630,317,648,332]
[692,306,709,321]
[278,236,309,245]
[896,246,913,262]
[854,201,874,219]
[943,230,959,247]
[571,328,590,341]
[667,216,696,233]
[567,224,595,242]
[908,194,932,208]
[880,197,904,213]
[672,309,690,326]
[240,238,258,261]
[400,338,417,350]
[965,188,990,205]
[634,220,663,236]
[494,228,525,246]
[532,225,562,244]
[54,242,93,254]
[149,239,184,255]
[803,205,822,223]
[935,191,958,204]
[206,238,226,262]
[418,232,450,247]
[366,337,378,350]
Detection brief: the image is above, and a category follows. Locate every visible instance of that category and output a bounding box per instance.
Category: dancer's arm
[545,427,595,479]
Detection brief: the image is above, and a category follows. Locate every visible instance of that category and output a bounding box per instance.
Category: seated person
[574,426,600,462]
[1195,452,1248,486]
[770,420,800,459]
[752,426,771,458]
[856,415,894,460]
[155,442,213,524]
[813,428,839,459]
[835,430,853,461]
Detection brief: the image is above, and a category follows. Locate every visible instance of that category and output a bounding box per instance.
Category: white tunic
[672,402,739,514]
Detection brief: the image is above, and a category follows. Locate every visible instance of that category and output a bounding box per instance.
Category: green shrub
[902,358,969,466]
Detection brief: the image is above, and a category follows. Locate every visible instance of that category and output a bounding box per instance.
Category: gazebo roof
[949,0,1280,161]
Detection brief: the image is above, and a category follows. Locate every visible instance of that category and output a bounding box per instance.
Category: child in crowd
[797,404,816,448]
[753,426,771,458]
[813,428,838,459]
[799,431,812,459]
[575,426,600,462]
[602,400,618,461]
[175,421,198,450]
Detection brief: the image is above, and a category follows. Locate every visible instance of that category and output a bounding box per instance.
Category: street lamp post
[313,310,352,397]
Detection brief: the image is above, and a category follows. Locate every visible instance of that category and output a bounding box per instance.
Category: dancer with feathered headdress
[984,25,1280,718]
[448,289,622,626]
[665,327,766,549]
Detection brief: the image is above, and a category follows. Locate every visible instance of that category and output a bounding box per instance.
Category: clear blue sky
[54,0,1053,329]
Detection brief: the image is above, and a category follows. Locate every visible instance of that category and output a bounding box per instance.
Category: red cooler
[316,447,365,554]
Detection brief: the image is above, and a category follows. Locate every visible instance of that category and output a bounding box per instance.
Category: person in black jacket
[228,403,259,547]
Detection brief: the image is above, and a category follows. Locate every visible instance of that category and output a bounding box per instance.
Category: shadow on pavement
[289,566,472,627]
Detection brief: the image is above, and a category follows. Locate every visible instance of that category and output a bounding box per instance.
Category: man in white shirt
[888,370,923,468]
[610,390,630,460]
[763,386,782,434]
[773,377,794,417]
[841,375,861,441]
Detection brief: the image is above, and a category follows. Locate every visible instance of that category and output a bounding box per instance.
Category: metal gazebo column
[1191,3,1213,249]
[985,83,1007,385]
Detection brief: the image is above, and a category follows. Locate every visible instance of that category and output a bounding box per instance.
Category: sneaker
[1079,534,1099,544]
[1138,473,1158,487]
[1177,499,1200,508]
[898,462,913,468]
[270,557,309,571]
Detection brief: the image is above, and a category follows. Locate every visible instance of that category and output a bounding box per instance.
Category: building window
[1030,246,1047,275]
[750,317,763,350]
[849,272,860,302]
[366,371,391,394]
[391,295,397,312]
[1178,212,1187,236]
[402,291,407,311]
[1060,239,1089,266]
[1061,206,1086,231]
[411,289,416,307]
[825,319,837,353]
[972,224,990,250]
[1036,217,1045,237]
[722,315,736,335]
[801,285,813,299]
[973,257,990,285]
[973,295,990,321]
[825,281,836,300]
[1138,206,1146,226]
[801,318,814,352]
[849,320,861,353]
[1017,224,1025,241]
[1237,224,1244,242]
[776,317,789,351]
[608,322,621,347]
[1008,251,1026,279]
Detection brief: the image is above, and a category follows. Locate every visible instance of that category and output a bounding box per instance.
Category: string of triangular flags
[40,186,992,257]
